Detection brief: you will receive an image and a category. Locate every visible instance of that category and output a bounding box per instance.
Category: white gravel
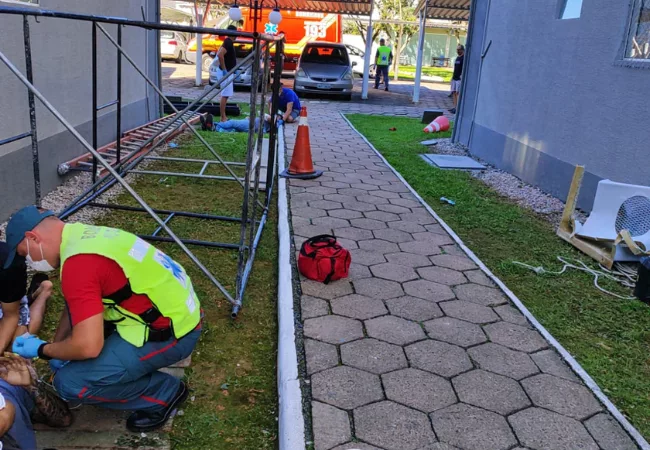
[0,141,173,233]
[424,138,587,225]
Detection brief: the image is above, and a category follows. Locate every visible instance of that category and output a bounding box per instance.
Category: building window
[560,0,583,19]
[626,0,650,60]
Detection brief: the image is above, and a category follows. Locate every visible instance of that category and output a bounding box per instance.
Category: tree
[193,0,214,26]
[345,19,381,47]
[374,0,418,78]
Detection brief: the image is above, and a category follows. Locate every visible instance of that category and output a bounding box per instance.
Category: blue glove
[12,334,47,359]
[49,359,69,373]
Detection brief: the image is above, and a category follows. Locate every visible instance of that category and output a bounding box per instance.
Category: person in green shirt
[374,38,393,91]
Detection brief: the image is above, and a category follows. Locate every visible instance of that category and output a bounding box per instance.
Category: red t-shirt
[61,254,171,329]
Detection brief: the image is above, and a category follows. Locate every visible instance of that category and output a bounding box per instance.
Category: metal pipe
[361,0,376,100]
[116,25,122,164]
[235,36,262,306]
[152,213,175,237]
[233,209,268,318]
[23,15,41,206]
[97,23,259,201]
[0,131,31,146]
[247,42,270,258]
[97,99,119,111]
[412,11,426,104]
[0,48,237,305]
[86,202,249,223]
[137,235,242,250]
[144,156,246,166]
[199,162,209,176]
[265,40,283,205]
[128,169,245,182]
[195,13,202,87]
[0,5,278,40]
[60,52,246,212]
[92,22,98,184]
[61,93,218,214]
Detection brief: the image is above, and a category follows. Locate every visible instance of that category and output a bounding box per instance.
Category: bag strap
[307,234,338,246]
[300,234,338,258]
[323,256,337,285]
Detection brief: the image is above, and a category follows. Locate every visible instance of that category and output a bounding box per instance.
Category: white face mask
[26,239,55,273]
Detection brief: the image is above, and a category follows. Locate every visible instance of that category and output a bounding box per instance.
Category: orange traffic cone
[280,107,323,179]
[423,115,450,133]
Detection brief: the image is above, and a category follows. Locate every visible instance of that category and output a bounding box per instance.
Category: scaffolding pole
[0,5,284,317]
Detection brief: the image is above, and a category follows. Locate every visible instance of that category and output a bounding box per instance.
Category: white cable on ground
[512,257,637,300]
[340,112,650,450]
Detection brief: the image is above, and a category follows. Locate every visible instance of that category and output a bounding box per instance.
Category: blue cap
[3,206,55,269]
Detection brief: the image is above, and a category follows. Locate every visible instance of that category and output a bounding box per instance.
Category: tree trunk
[202,0,212,26]
[355,21,368,45]
[393,24,403,81]
[194,0,212,26]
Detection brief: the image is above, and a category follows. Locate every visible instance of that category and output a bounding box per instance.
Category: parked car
[207,39,268,90]
[160,31,188,63]
[293,42,354,100]
[345,44,376,78]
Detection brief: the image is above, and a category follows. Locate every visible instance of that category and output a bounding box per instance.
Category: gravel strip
[424,138,588,225]
[1,140,174,233]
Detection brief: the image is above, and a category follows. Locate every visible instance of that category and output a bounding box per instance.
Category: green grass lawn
[345,114,650,441]
[40,115,278,449]
[388,66,453,83]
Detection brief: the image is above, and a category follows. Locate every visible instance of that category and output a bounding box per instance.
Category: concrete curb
[276,124,307,450]
[340,112,650,450]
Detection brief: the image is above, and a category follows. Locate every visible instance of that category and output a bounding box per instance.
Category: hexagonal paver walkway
[285,104,640,450]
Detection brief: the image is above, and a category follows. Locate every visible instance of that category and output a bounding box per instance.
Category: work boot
[126,381,189,432]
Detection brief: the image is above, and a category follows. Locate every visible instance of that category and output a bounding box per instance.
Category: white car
[160,31,188,63]
[209,51,266,90]
[345,45,376,78]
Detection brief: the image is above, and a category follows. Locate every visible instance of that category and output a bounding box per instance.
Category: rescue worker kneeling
[3,206,201,432]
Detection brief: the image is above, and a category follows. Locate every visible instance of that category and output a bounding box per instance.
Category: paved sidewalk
[284,106,638,450]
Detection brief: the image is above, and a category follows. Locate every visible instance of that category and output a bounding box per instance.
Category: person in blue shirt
[269,85,301,123]
[0,354,72,449]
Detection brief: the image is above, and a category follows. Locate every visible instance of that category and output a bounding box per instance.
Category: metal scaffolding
[0,5,285,317]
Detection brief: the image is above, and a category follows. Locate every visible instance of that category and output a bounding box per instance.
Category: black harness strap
[104,282,133,304]
[103,282,169,341]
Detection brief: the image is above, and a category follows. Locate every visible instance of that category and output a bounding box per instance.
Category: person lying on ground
[0,353,72,449]
[4,206,202,433]
[0,235,52,354]
[201,113,271,133]
[268,85,301,123]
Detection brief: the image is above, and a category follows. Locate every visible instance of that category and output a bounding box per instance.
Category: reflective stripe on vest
[376,46,391,66]
[60,223,201,347]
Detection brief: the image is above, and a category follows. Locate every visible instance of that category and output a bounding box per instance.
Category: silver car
[293,42,355,101]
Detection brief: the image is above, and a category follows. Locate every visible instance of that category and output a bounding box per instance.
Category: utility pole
[392,0,403,81]
[195,13,203,87]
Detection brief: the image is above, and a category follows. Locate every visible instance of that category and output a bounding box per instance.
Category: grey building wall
[0,0,161,220]
[457,0,650,211]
